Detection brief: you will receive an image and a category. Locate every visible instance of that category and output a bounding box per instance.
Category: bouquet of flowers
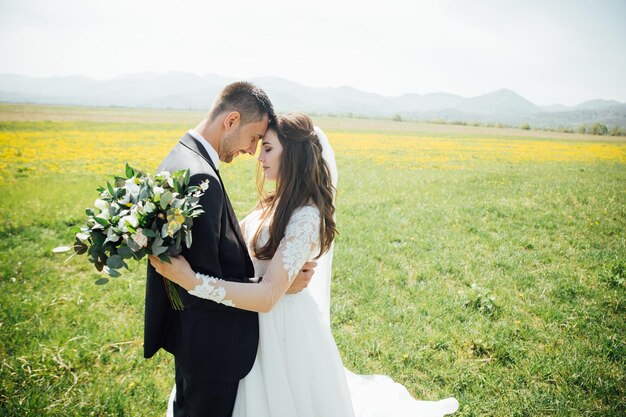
[64,164,207,310]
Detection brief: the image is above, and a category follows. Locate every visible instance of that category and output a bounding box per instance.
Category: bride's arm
[151,206,320,313]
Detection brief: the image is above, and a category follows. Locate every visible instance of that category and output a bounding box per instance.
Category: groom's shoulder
[158,138,218,178]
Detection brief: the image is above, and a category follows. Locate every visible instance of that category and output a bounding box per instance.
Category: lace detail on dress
[188,273,235,307]
[281,206,320,282]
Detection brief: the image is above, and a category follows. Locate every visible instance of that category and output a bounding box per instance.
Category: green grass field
[1,104,625,416]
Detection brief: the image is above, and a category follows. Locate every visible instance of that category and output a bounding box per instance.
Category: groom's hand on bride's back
[286,261,317,294]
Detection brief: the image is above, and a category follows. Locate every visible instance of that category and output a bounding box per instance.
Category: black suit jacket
[143,133,258,383]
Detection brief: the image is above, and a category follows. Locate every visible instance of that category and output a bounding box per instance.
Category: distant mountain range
[1,72,625,128]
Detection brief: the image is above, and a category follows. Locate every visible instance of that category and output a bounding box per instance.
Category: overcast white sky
[1,0,624,105]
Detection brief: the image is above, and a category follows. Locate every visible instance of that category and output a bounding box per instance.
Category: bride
[150,112,459,416]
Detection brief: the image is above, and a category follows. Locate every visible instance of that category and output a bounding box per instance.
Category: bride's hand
[149,255,199,290]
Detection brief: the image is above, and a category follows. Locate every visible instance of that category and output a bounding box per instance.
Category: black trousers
[173,358,239,417]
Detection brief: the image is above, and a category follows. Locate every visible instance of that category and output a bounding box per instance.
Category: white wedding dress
[232,207,459,417]
[167,128,458,416]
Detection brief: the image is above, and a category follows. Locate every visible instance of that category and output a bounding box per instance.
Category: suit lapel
[179,133,250,257]
[180,133,216,171]
[222,188,249,254]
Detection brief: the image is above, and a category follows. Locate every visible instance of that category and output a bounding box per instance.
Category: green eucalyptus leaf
[142,229,157,238]
[74,241,88,255]
[88,244,99,258]
[117,246,133,259]
[160,191,173,208]
[172,198,184,209]
[106,255,124,269]
[94,217,108,227]
[107,268,122,278]
[132,249,146,260]
[95,260,105,272]
[68,225,82,235]
[151,236,166,255]
[91,230,105,246]
[126,237,142,252]
[52,246,71,253]
[152,244,168,256]
[138,186,151,200]
[184,229,192,248]
[167,238,182,256]
[190,209,204,217]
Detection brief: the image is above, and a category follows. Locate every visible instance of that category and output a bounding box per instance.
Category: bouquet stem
[164,279,184,310]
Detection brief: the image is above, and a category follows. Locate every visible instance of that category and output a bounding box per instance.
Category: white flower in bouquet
[106,227,121,244]
[119,213,139,233]
[125,177,141,199]
[153,186,165,197]
[119,191,131,205]
[144,201,157,214]
[95,198,109,211]
[96,200,111,220]
[131,228,149,248]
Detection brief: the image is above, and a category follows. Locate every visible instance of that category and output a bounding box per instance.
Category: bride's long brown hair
[253,112,336,260]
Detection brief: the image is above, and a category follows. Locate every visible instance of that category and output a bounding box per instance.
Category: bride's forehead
[262,129,280,144]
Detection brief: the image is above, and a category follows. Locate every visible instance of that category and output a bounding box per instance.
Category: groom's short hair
[209,81,275,125]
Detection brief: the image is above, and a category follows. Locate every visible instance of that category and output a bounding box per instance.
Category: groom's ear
[223,111,241,131]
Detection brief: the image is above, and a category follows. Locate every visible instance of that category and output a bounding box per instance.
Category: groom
[144,81,314,417]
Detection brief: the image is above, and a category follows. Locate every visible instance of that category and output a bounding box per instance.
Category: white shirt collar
[187,130,219,170]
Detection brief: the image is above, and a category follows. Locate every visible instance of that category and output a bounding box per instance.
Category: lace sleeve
[189,206,321,313]
[280,206,320,282]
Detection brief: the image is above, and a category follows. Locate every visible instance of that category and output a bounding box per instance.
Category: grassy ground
[1,104,625,416]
